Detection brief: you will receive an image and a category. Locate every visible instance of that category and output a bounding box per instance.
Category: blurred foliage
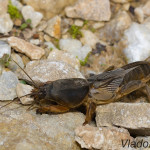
[79,53,90,66]
[19,80,27,84]
[69,24,82,39]
[0,54,11,67]
[20,19,32,30]
[8,0,22,19]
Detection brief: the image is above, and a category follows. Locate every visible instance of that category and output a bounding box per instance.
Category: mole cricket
[1,58,150,125]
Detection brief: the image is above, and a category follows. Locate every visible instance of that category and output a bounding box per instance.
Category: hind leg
[145,84,150,102]
[83,101,96,125]
[119,80,146,97]
[36,105,70,114]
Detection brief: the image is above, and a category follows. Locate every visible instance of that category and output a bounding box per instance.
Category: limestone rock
[0,41,11,59]
[0,71,19,100]
[44,41,58,50]
[59,38,92,61]
[8,53,24,74]
[23,0,77,19]
[0,13,13,34]
[20,60,84,83]
[0,105,85,150]
[135,137,150,149]
[29,39,40,45]
[96,103,150,136]
[135,0,150,23]
[65,0,111,21]
[111,0,133,3]
[48,49,80,70]
[16,83,34,105]
[11,0,23,10]
[7,37,45,60]
[21,5,43,28]
[0,0,8,15]
[80,30,99,48]
[37,21,47,32]
[99,11,131,42]
[123,23,150,63]
[74,19,84,27]
[93,22,105,29]
[44,15,61,39]
[75,125,134,150]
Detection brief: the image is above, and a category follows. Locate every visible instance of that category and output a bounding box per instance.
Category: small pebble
[16,83,34,105]
[74,19,84,27]
[22,5,43,28]
[44,15,61,39]
[59,38,92,60]
[8,36,45,60]
[0,13,13,34]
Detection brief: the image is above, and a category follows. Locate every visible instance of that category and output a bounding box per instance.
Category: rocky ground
[0,0,150,150]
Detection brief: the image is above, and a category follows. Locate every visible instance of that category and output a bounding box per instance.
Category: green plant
[50,47,53,51]
[20,19,32,30]
[19,80,26,84]
[8,0,22,19]
[54,39,60,50]
[90,27,96,33]
[69,24,82,39]
[79,53,90,66]
[83,20,88,26]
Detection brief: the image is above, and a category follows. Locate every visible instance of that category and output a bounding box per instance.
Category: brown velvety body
[31,78,90,108]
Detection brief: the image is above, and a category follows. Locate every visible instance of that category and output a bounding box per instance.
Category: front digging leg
[36,105,70,114]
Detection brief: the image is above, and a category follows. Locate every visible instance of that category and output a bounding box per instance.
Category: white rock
[29,39,40,45]
[135,7,144,23]
[44,41,58,50]
[48,49,80,70]
[99,11,132,42]
[20,60,84,83]
[111,0,132,3]
[65,0,111,21]
[0,71,19,100]
[123,23,150,63]
[93,22,104,29]
[59,38,92,61]
[21,5,43,28]
[8,53,24,73]
[37,21,47,32]
[0,108,85,150]
[75,125,134,150]
[74,19,84,27]
[0,41,11,59]
[44,16,61,39]
[11,0,23,10]
[8,37,45,60]
[96,103,150,136]
[16,83,34,105]
[22,0,77,19]
[0,13,13,34]
[80,30,99,48]
[135,0,150,23]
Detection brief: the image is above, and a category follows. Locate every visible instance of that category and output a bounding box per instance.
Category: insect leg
[103,65,115,72]
[119,80,146,97]
[36,105,70,114]
[83,102,96,125]
[145,84,150,102]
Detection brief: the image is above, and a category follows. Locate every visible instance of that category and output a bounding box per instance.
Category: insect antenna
[0,93,32,110]
[10,57,39,88]
[0,56,39,111]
